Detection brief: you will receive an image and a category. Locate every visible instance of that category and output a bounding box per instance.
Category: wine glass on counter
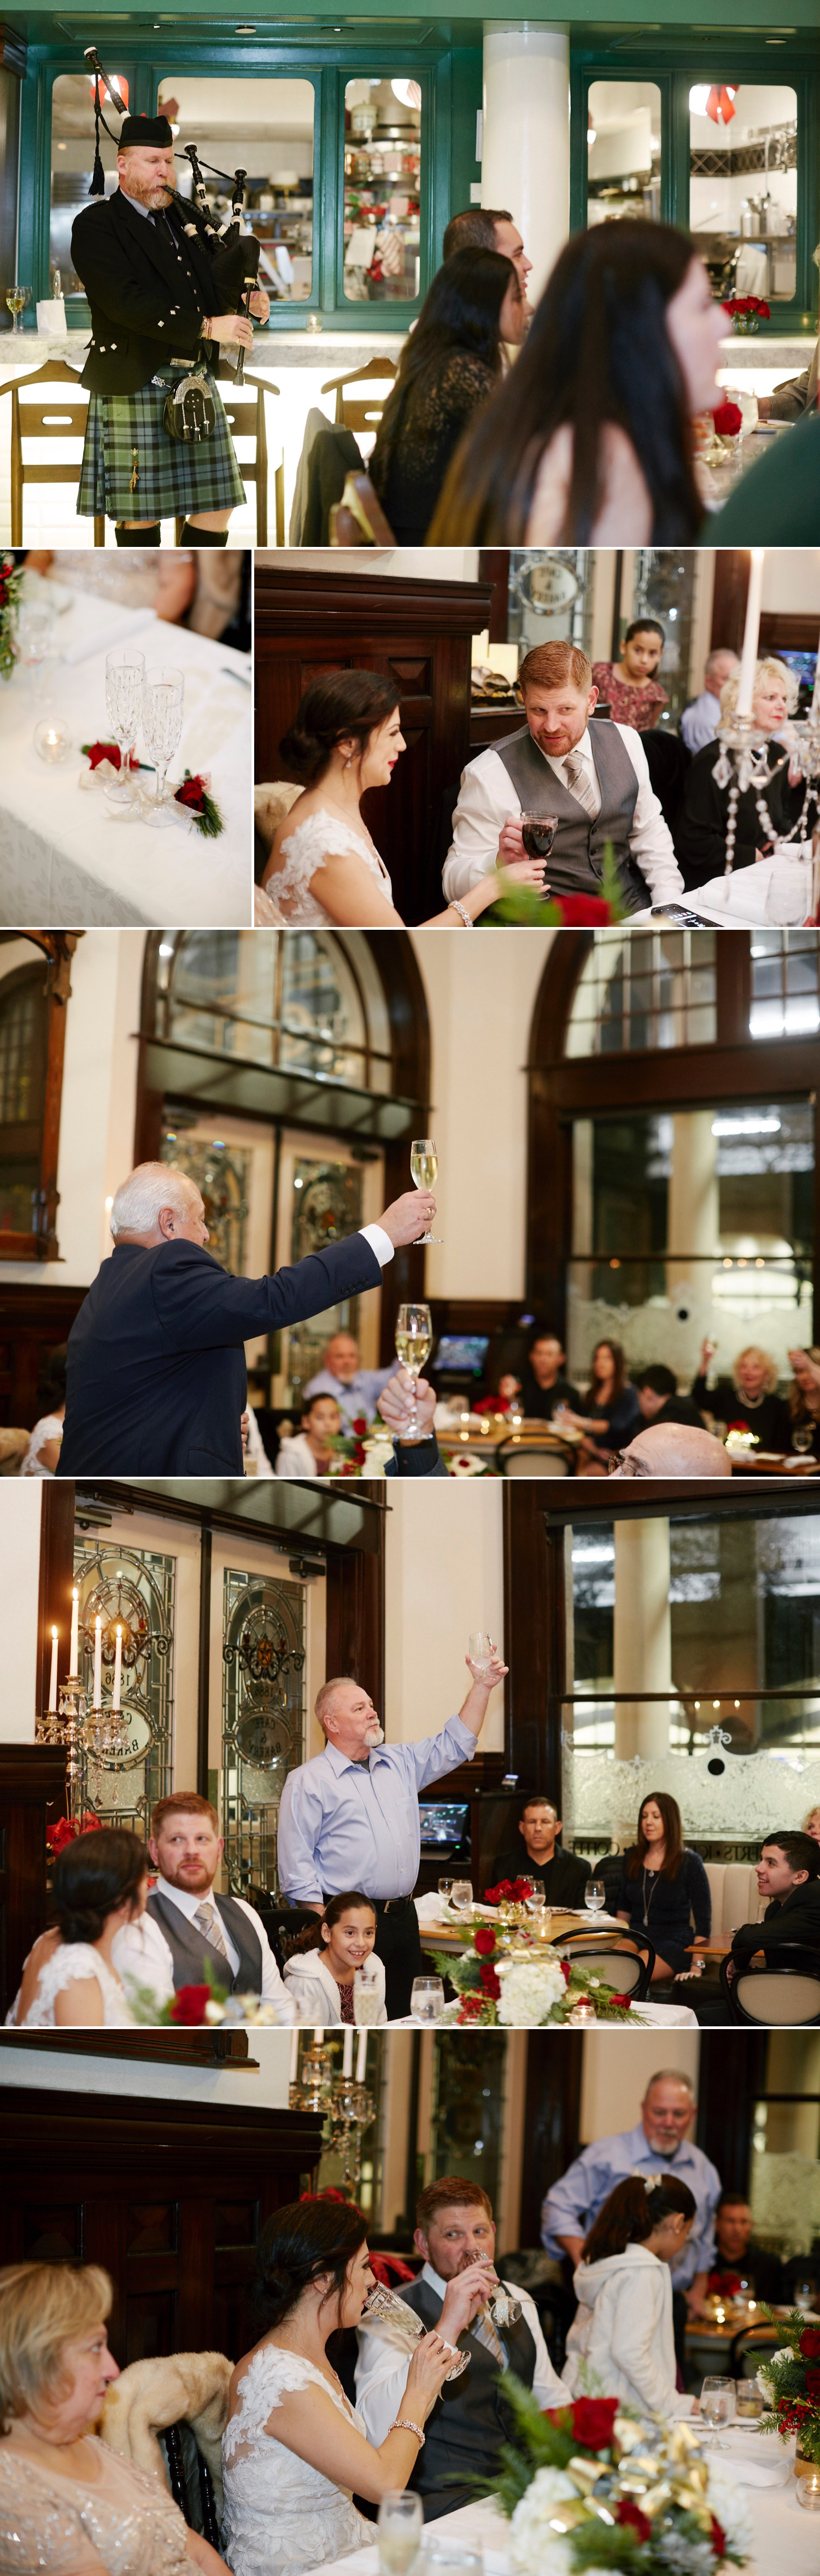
[5,283,30,333]
[395,1301,432,1444]
[410,1135,441,1243]
[520,809,558,860]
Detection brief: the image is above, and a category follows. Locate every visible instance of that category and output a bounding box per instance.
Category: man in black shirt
[708,2193,784,2307]
[635,1365,706,1431]
[729,1832,820,1977]
[485,1794,590,1908]
[514,1330,581,1423]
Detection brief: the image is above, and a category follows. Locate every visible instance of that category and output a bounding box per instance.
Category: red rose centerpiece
[488,2375,752,2573]
[758,2306,820,2464]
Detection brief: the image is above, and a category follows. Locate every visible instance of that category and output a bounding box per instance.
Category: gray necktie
[194,1899,229,1961]
[564,751,599,818]
[470,2304,506,2365]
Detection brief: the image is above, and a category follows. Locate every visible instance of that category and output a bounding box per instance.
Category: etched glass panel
[429,2033,507,2207]
[285,1157,365,1403]
[221,1564,306,1899]
[160,1129,250,1274]
[72,1537,174,1828]
[154,929,388,1090]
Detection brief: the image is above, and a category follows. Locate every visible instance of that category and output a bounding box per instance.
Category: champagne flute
[378,2492,423,2576]
[395,1301,432,1444]
[520,809,558,860]
[584,1878,606,1919]
[5,284,30,334]
[362,2282,470,2382]
[468,1630,495,1678]
[140,665,185,827]
[104,645,146,808]
[410,1135,441,1243]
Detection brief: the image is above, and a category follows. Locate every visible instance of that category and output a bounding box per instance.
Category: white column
[667,1111,719,1297]
[613,1518,671,1767]
[482,24,570,304]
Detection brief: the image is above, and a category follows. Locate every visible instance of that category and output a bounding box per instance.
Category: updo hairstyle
[51,1827,148,1945]
[251,2196,368,2332]
[279,672,401,786]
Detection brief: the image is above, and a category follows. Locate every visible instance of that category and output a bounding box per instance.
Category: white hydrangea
[756,2348,794,2393]
[508,2470,578,2576]
[704,2461,755,2560]
[496,1957,567,2026]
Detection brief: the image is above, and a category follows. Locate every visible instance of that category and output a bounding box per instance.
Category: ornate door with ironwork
[216,1550,309,1901]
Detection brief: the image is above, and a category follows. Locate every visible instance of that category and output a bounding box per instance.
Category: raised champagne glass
[395,1301,432,1444]
[410,1135,441,1243]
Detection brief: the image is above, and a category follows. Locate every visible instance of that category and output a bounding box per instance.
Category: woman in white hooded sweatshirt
[284,1891,388,2026]
[564,2172,698,2421]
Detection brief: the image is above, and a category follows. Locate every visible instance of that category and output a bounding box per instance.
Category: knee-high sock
[179,522,229,545]
[115,522,161,546]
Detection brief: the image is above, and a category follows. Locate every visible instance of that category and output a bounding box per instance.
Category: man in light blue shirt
[680,649,739,753]
[541,2069,719,2351]
[304,1328,394,1429]
[277,1650,507,2018]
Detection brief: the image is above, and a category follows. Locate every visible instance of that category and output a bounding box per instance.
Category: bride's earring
[344,755,353,770]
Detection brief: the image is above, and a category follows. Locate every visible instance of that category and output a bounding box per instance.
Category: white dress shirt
[112,1874,290,2010]
[442,724,683,908]
[354,2260,572,2445]
[358,1223,395,1267]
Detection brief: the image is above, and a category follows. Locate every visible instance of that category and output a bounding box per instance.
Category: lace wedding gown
[8,1940,136,2029]
[256,809,394,926]
[0,2437,189,2574]
[221,2347,373,2576]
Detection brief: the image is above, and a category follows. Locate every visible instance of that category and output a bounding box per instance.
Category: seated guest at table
[19,1346,66,1477]
[283,1892,387,2025]
[675,660,808,890]
[727,1832,820,1980]
[277,1654,507,2019]
[757,339,819,424]
[368,249,524,544]
[805,1806,820,1847]
[259,671,548,928]
[355,2176,572,2515]
[0,2260,224,2576]
[113,1791,289,2011]
[708,2192,784,2306]
[429,221,724,544]
[680,648,739,753]
[615,1794,711,1984]
[609,1420,731,1478]
[565,2173,698,2419]
[304,1330,393,1428]
[635,1366,707,1432]
[591,619,668,731]
[541,2068,719,2331]
[443,207,533,324]
[557,1339,641,1472]
[703,396,820,545]
[690,1339,792,1453]
[222,2197,454,2576]
[485,1794,590,1909]
[787,1347,820,1461]
[442,641,684,918]
[510,1328,583,1423]
[59,1161,431,1476]
[277,1391,344,1479]
[9,1827,148,2028]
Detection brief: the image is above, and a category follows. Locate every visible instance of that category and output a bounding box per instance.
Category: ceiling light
[711,1114,781,1136]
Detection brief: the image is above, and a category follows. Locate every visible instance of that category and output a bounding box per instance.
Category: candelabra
[289,2035,376,2193]
[37,1625,130,1823]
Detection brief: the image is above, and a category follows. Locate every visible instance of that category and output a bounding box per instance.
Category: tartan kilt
[77,375,247,520]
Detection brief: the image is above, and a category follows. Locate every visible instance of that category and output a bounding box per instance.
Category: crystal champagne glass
[410,1135,441,1243]
[394,1301,432,1444]
[140,665,185,827]
[362,2281,470,2381]
[104,645,146,808]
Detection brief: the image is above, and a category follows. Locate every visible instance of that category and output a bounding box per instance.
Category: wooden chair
[321,353,398,436]
[174,372,283,547]
[0,357,104,546]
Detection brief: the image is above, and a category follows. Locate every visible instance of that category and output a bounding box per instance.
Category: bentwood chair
[161,2426,221,2548]
[496,1438,571,1476]
[730,2322,780,2380]
[321,353,398,436]
[719,1945,820,2025]
[173,371,284,547]
[554,1939,655,2001]
[0,357,104,545]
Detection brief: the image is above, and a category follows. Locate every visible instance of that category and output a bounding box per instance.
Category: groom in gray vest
[442,639,683,916]
[114,1789,289,2008]
[355,2177,571,2515]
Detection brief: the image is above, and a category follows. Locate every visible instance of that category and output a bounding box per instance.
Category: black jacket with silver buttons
[72,187,217,395]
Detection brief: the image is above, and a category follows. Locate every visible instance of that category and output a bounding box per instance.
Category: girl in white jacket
[284,1891,388,2025]
[565,2171,698,2421]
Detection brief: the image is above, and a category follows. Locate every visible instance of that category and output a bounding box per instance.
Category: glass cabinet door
[51,68,134,307]
[157,74,315,304]
[689,81,798,302]
[587,80,661,225]
[343,76,421,302]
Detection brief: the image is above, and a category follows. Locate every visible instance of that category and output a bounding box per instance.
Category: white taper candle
[93,1615,102,1709]
[69,1587,79,1679]
[49,1628,58,1713]
[356,2032,367,2083]
[113,1624,122,1711]
[736,549,765,717]
[342,2027,354,2078]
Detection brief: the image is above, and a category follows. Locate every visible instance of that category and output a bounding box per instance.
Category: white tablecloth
[0,603,252,925]
[303,2478,817,2576]
[389,2003,699,2029]
[635,853,810,931]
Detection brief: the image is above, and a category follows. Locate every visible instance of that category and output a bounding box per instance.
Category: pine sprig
[174,768,225,837]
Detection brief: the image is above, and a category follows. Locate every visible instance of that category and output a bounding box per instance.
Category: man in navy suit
[60,1159,436,1477]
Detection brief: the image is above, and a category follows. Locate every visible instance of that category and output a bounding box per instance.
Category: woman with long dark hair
[564,2173,698,2418]
[616,1793,711,1983]
[557,1338,641,1472]
[368,247,523,542]
[256,668,548,926]
[221,2197,452,2576]
[283,1892,386,2025]
[9,1828,148,2028]
[428,222,725,544]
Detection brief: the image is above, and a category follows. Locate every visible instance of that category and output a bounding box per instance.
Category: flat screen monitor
[433,1334,489,1377]
[419,1800,470,1851]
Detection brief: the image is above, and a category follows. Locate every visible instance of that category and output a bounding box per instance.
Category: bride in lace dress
[8,1825,147,2030]
[222,2198,454,2576]
[256,671,549,928]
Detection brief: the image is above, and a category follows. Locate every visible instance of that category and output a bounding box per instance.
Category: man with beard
[541,2069,719,2365]
[112,1791,289,2007]
[355,2178,571,2511]
[442,640,683,916]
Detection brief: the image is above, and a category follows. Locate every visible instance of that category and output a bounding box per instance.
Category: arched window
[528,928,818,1388]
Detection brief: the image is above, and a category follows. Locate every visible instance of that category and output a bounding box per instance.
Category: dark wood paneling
[478,550,511,644]
[710,551,750,656]
[502,1489,565,1797]
[0,1743,67,2022]
[696,2032,769,2192]
[360,931,431,1362]
[468,706,525,750]
[0,1284,87,1429]
[253,569,493,922]
[760,613,820,653]
[36,1481,76,1716]
[518,2032,584,2246]
[2,2088,323,2364]
[325,1508,386,1715]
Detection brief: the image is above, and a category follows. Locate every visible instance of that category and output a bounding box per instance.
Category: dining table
[635,850,818,933]
[0,577,252,926]
[305,2461,813,2576]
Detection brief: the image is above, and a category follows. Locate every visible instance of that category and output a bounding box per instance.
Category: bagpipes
[83,45,261,383]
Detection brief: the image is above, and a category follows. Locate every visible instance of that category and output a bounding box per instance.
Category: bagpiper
[71,113,270,546]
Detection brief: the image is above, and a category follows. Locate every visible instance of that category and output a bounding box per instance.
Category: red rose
[712,400,742,436]
[560,1960,571,1984]
[805,2368,820,2401]
[474,1926,496,1956]
[800,2329,820,2359]
[511,1878,534,1900]
[608,1994,632,2010]
[557,896,613,925]
[351,1415,368,1436]
[175,775,206,810]
[479,1963,501,2000]
[485,1881,513,1904]
[569,2396,619,2450]
[617,2500,651,2543]
[710,2516,727,2561]
[169,1984,212,2025]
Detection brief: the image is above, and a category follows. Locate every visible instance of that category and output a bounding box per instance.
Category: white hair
[314,1676,357,1734]
[643,2068,696,2100]
[110,1162,200,1240]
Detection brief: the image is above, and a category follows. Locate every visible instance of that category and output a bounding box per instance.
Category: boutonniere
[173,768,225,837]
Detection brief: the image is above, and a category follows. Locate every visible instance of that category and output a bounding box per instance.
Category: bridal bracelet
[449,901,474,928]
[390,2417,425,2446]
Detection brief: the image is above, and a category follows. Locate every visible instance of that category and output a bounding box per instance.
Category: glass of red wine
[520,811,558,859]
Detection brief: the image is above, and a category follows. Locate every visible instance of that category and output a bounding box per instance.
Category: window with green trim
[157,74,315,305]
[689,80,797,303]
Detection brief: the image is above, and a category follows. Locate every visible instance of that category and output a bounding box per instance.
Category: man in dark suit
[634,1365,707,1431]
[485,1794,590,1907]
[729,1832,820,1978]
[60,1158,436,1477]
[71,115,268,546]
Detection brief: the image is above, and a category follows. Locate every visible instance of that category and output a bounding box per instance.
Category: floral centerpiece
[757,2306,820,2463]
[488,2379,752,2575]
[723,295,770,334]
[127,1959,291,2029]
[0,555,24,683]
[46,1811,103,1864]
[431,1915,636,2027]
[494,845,630,930]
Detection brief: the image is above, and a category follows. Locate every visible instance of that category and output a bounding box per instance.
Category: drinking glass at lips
[394,1301,432,1444]
[410,1135,441,1243]
[140,665,185,827]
